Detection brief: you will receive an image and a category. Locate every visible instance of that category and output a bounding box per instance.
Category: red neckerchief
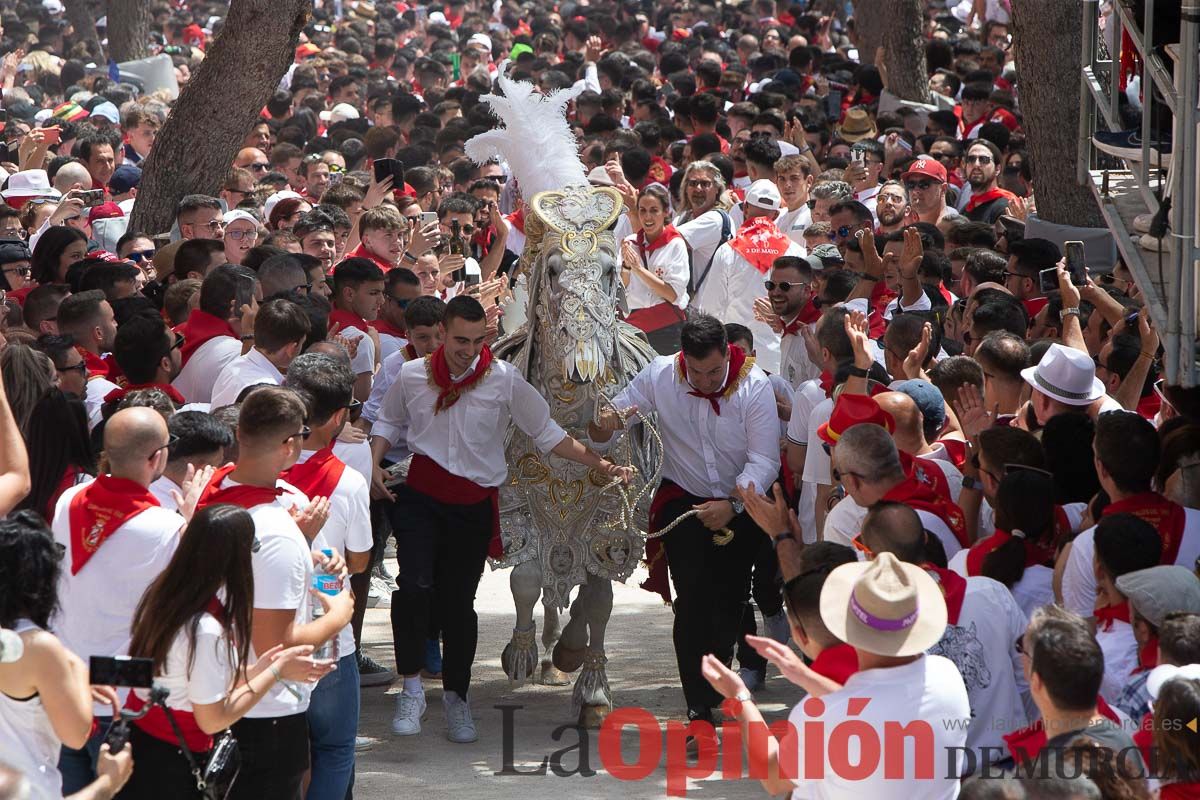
[867,280,896,339]
[635,225,682,254]
[280,444,346,502]
[965,186,1018,214]
[347,241,395,272]
[809,643,859,684]
[1160,783,1200,800]
[965,528,1058,577]
[1003,696,1121,764]
[506,208,525,234]
[67,475,161,574]
[677,344,750,416]
[924,564,967,625]
[197,464,284,510]
[728,217,791,274]
[104,382,186,405]
[1103,491,1187,565]
[1132,634,1159,675]
[403,342,418,361]
[798,296,821,325]
[428,344,494,413]
[78,347,113,381]
[818,370,834,398]
[642,479,723,604]
[886,455,968,548]
[175,309,236,366]
[1136,392,1162,420]
[1022,297,1049,320]
[1095,600,1131,632]
[781,313,805,338]
[369,318,405,338]
[935,439,969,471]
[328,308,370,334]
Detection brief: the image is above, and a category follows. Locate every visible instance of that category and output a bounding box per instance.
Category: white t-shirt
[148,475,181,512]
[376,331,405,364]
[622,232,690,311]
[801,396,834,488]
[51,480,185,714]
[172,336,242,406]
[133,612,233,713]
[1096,619,1140,703]
[781,654,969,799]
[776,205,812,245]
[296,449,373,659]
[675,208,732,290]
[333,323,375,378]
[786,379,827,543]
[84,376,121,430]
[210,347,284,409]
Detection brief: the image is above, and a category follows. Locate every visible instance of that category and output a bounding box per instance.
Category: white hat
[42,0,64,13]
[467,33,493,52]
[820,552,948,657]
[1,169,61,201]
[89,101,120,124]
[1146,663,1200,702]
[1021,343,1105,406]
[263,190,304,221]
[319,103,360,124]
[222,209,259,227]
[428,11,448,24]
[744,179,782,214]
[585,166,614,186]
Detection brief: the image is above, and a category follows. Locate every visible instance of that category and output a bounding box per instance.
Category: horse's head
[525,184,623,384]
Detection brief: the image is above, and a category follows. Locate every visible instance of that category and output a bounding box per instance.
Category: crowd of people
[0,0,1197,798]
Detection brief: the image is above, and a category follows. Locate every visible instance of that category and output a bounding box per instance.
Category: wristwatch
[401,251,418,265]
[961,475,981,491]
[728,497,745,516]
[773,530,795,549]
[734,689,753,703]
[847,364,871,378]
[1059,306,1081,321]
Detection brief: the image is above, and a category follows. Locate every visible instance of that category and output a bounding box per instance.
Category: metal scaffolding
[1079,0,1200,386]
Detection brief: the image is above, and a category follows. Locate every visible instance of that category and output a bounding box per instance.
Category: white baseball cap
[744,179,782,213]
[319,103,360,124]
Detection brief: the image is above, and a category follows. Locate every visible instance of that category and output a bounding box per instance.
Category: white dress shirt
[148,475,181,512]
[775,205,812,245]
[364,347,417,463]
[622,233,690,311]
[611,354,779,499]
[172,336,242,406]
[693,236,804,375]
[376,331,405,364]
[778,320,821,388]
[371,355,567,487]
[209,347,285,409]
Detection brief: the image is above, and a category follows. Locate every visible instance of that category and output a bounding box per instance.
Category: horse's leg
[502,559,541,685]
[539,600,569,685]
[570,574,614,727]
[551,578,592,674]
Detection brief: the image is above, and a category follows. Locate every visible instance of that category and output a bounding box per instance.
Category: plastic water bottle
[311,549,340,661]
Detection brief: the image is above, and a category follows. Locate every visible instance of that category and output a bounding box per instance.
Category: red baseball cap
[901,155,948,184]
[817,393,896,445]
[87,202,124,224]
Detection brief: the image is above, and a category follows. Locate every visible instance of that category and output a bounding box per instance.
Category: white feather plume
[465,66,587,198]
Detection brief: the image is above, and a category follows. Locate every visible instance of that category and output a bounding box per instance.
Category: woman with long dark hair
[17,388,96,521]
[30,225,88,285]
[119,504,333,799]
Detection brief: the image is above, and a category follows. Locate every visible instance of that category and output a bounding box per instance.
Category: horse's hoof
[540,661,571,686]
[579,703,611,729]
[552,641,587,673]
[501,642,534,681]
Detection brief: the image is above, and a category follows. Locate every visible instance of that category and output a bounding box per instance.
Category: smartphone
[373,157,404,187]
[1064,240,1087,287]
[73,189,104,208]
[89,655,154,688]
[41,126,61,145]
[1038,268,1058,294]
[235,275,257,310]
[850,146,865,164]
[826,90,843,122]
[419,211,438,228]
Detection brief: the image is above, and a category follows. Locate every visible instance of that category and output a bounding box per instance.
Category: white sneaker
[1139,233,1170,252]
[391,689,427,736]
[369,576,393,609]
[443,691,478,743]
[1133,212,1153,234]
[764,609,791,645]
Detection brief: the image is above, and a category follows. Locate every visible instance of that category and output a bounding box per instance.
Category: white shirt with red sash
[171,310,243,405]
[51,476,186,714]
[282,446,372,659]
[370,348,567,487]
[1062,493,1200,620]
[623,227,690,311]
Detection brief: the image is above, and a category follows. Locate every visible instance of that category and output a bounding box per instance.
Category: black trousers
[116,726,207,800]
[228,714,309,800]
[389,484,492,695]
[661,494,767,713]
[736,534,784,672]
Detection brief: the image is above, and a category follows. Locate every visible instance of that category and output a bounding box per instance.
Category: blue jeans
[305,652,359,800]
[58,716,110,795]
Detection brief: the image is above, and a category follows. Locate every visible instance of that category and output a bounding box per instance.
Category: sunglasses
[153,433,181,455]
[248,163,269,172]
[345,399,363,414]
[964,154,995,165]
[126,249,155,263]
[171,333,185,351]
[1,229,27,240]
[283,426,312,444]
[387,295,412,309]
[197,219,225,231]
[904,179,935,191]
[686,180,714,190]
[764,280,807,292]
[834,225,853,239]
[57,361,88,375]
[2,266,30,277]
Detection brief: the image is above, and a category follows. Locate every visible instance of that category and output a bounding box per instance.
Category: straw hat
[820,552,948,657]
[835,107,878,144]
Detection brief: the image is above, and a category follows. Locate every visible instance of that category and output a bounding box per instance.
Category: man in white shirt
[370,268,421,363]
[773,154,814,245]
[148,411,233,511]
[210,298,311,408]
[198,386,354,799]
[694,180,804,374]
[51,408,193,793]
[673,160,733,294]
[54,289,119,429]
[861,503,1030,771]
[764,256,820,388]
[328,257,384,402]
[370,296,631,743]
[282,354,374,799]
[592,315,779,724]
[172,264,259,405]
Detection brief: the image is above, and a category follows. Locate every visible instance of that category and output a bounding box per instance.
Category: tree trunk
[129,0,310,235]
[106,0,153,63]
[64,0,103,62]
[851,0,928,102]
[1010,0,1104,227]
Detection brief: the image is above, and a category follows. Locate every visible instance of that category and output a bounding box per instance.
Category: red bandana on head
[67,476,161,574]
[427,344,494,413]
[197,464,284,510]
[728,217,791,274]
[1102,491,1188,565]
[280,444,346,502]
[677,344,751,415]
[175,309,236,367]
[104,382,186,406]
